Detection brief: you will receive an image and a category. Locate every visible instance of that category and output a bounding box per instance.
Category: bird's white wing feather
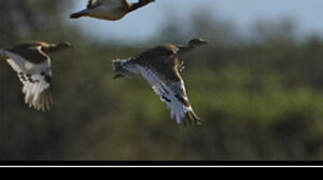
[4,51,53,111]
[137,65,198,125]
[20,72,53,111]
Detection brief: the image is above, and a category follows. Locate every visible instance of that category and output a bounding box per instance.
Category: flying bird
[70,0,155,21]
[112,38,207,126]
[0,41,73,111]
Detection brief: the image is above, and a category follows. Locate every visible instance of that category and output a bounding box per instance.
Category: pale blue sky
[66,0,323,43]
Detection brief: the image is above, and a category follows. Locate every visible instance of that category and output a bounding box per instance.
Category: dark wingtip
[70,12,85,19]
[139,0,156,3]
[70,14,78,19]
[181,111,203,127]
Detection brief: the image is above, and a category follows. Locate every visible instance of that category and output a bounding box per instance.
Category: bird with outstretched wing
[0,41,72,111]
[112,38,207,126]
[70,0,155,21]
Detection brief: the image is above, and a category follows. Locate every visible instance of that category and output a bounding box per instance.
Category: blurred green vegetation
[1,0,323,160]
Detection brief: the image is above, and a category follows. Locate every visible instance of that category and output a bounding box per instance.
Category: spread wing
[3,50,53,111]
[136,65,202,126]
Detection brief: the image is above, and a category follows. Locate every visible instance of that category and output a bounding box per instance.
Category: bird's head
[188,38,208,48]
[56,41,73,50]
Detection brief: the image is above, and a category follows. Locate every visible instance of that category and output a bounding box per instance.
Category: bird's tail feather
[112,59,128,79]
[112,58,137,79]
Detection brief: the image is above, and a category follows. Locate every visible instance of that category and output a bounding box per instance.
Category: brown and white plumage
[112,38,207,126]
[0,41,72,111]
[70,0,155,21]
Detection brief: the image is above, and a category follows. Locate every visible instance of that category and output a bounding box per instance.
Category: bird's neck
[178,45,196,55]
[43,44,65,53]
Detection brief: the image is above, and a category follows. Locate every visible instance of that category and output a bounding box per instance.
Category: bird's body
[112,38,207,125]
[0,41,72,111]
[70,0,155,21]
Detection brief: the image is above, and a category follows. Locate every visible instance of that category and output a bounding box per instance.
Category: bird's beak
[113,73,125,79]
[66,42,74,49]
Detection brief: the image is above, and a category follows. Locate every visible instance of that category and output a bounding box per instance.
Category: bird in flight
[112,38,207,126]
[70,0,155,21]
[0,41,73,111]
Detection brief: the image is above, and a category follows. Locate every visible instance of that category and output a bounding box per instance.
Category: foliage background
[1,0,323,160]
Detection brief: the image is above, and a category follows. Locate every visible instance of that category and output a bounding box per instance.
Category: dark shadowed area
[1,0,323,160]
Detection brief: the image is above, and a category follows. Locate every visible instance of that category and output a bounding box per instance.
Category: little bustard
[0,41,72,111]
[70,0,155,21]
[112,38,207,126]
